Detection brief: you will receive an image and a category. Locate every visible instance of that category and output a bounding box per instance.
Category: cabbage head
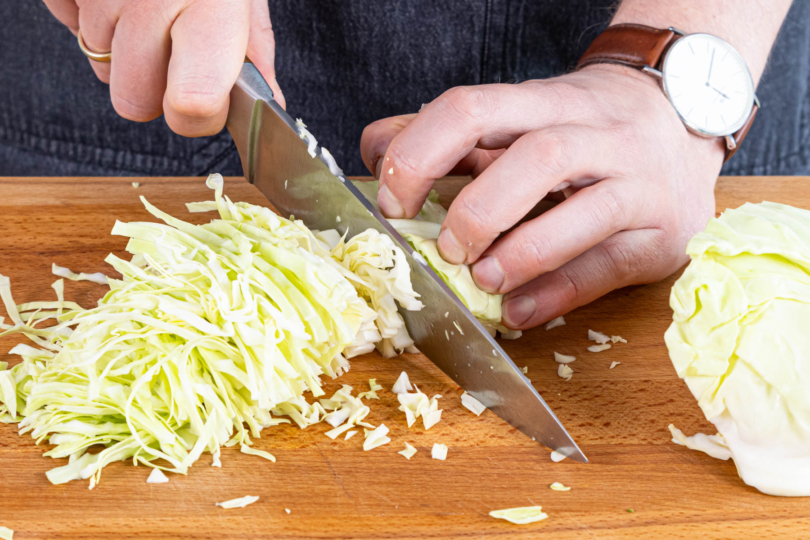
[665,201,810,496]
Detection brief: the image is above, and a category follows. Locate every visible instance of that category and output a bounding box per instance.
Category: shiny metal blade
[226,63,586,462]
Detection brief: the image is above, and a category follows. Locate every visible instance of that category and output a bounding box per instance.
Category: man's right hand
[42,0,285,136]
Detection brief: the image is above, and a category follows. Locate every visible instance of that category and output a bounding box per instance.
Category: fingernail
[473,257,505,292]
[503,295,536,327]
[437,228,466,264]
[374,157,383,179]
[378,184,406,218]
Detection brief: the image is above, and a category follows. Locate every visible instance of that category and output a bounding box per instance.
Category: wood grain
[1,176,809,539]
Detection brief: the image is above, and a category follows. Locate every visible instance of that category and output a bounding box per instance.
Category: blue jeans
[0,0,808,177]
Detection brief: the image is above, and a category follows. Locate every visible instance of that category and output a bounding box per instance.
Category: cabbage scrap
[397,386,442,429]
[363,423,391,451]
[0,526,12,540]
[398,442,417,459]
[391,371,413,394]
[588,330,610,344]
[240,444,276,462]
[665,202,810,496]
[553,352,576,364]
[147,468,169,484]
[460,392,486,416]
[357,378,382,400]
[431,443,448,460]
[216,496,259,509]
[51,263,109,285]
[545,316,565,330]
[557,364,573,381]
[668,424,732,461]
[489,506,548,525]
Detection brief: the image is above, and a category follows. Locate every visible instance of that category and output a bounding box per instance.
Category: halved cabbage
[665,201,810,496]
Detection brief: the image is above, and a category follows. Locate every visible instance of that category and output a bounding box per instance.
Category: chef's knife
[226,63,587,463]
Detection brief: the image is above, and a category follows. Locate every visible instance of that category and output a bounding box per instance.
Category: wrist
[610,1,792,86]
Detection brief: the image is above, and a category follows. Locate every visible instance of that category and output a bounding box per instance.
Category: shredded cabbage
[0,175,526,488]
[550,451,566,463]
[557,364,573,381]
[549,482,570,491]
[587,344,611,353]
[665,201,810,496]
[0,175,421,487]
[489,506,548,525]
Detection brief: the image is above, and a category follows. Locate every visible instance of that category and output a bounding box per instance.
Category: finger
[361,113,504,180]
[247,0,285,109]
[42,0,79,33]
[361,114,416,178]
[500,229,681,329]
[109,2,175,122]
[438,125,617,266]
[471,177,656,293]
[77,1,123,84]
[164,0,250,137]
[376,81,592,218]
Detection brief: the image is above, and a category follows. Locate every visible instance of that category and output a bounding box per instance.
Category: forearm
[612,0,793,85]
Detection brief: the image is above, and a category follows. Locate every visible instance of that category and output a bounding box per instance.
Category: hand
[360,64,724,330]
[42,0,285,136]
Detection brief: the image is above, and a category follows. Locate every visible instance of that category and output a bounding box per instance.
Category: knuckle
[385,143,421,179]
[521,130,573,178]
[437,86,493,125]
[556,267,583,307]
[598,234,670,286]
[597,241,638,284]
[523,233,556,275]
[586,183,625,231]
[453,191,494,238]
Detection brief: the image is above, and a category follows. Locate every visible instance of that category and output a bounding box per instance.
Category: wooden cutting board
[1,176,809,539]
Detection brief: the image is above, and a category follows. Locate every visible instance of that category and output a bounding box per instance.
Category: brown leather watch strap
[577,24,677,70]
[725,103,758,162]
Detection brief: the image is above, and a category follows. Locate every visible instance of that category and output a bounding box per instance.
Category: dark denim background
[0,0,808,177]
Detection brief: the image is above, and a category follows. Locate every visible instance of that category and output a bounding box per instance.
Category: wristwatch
[577,24,758,162]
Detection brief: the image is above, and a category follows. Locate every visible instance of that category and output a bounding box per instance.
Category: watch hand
[706,47,716,86]
[710,86,730,100]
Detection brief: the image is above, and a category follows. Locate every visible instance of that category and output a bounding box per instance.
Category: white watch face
[662,33,755,137]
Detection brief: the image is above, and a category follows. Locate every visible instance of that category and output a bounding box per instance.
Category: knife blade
[226,63,586,463]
